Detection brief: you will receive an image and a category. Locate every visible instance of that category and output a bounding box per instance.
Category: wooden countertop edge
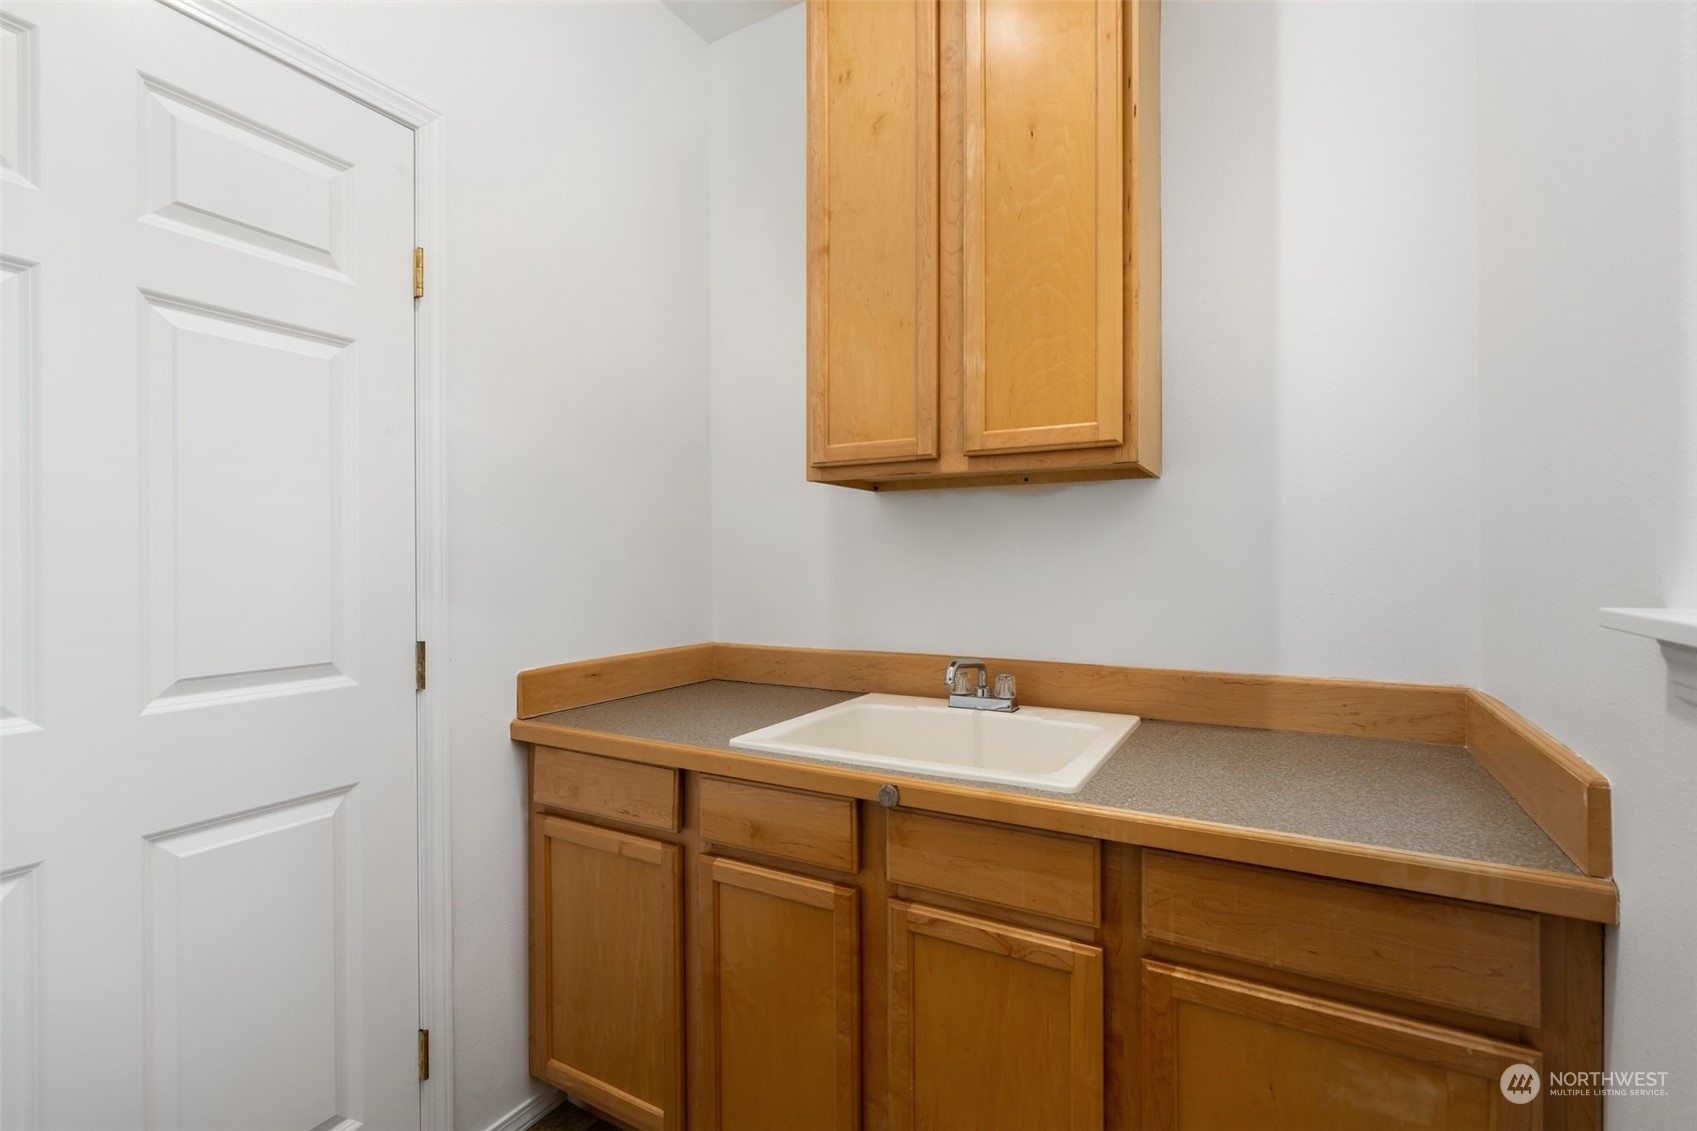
[515,643,1615,881]
[1464,690,1613,879]
[509,717,1620,925]
[516,642,715,718]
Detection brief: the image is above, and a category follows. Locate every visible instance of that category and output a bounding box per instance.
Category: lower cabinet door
[1141,960,1543,1131]
[531,815,683,1131]
[889,900,1104,1130]
[695,855,860,1131]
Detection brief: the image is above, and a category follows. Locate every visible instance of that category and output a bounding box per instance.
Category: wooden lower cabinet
[694,855,860,1131]
[889,900,1104,1130]
[1141,961,1543,1131]
[527,752,1603,1131]
[530,816,684,1131]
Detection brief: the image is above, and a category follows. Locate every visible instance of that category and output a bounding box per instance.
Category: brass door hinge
[415,641,427,692]
[418,1028,430,1081]
[413,247,425,298]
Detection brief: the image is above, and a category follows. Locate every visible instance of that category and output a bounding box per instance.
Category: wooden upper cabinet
[963,0,1122,455]
[807,0,940,467]
[808,0,1161,489]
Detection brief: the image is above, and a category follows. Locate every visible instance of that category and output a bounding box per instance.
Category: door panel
[145,791,354,1131]
[139,292,358,708]
[889,900,1102,1131]
[139,74,354,277]
[963,0,1122,455]
[1141,960,1542,1131]
[695,855,859,1131]
[0,251,37,733]
[0,863,41,1131]
[806,0,939,467]
[0,3,418,1127]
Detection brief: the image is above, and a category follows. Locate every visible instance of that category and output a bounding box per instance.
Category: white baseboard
[481,1087,566,1131]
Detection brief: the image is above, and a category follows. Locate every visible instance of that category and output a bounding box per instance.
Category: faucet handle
[944,658,986,690]
[994,673,1017,700]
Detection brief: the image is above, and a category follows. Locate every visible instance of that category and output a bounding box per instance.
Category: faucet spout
[944,658,1017,712]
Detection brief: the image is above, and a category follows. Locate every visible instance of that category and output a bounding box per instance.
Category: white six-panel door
[0,3,419,1128]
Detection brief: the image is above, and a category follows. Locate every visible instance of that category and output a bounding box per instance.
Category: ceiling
[662,0,799,43]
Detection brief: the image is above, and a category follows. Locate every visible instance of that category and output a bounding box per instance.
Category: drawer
[886,810,1099,927]
[698,776,859,872]
[532,746,679,833]
[1142,851,1541,1025]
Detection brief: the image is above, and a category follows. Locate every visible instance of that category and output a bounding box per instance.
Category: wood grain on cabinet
[887,809,1100,926]
[890,900,1103,1130]
[698,776,858,872]
[531,816,684,1131]
[1142,851,1542,1025]
[533,746,679,833]
[807,0,1161,489]
[1538,915,1605,1131]
[962,0,1122,455]
[1124,0,1162,471]
[1102,841,1146,1130]
[806,0,939,467]
[694,855,859,1131]
[1142,961,1542,1131]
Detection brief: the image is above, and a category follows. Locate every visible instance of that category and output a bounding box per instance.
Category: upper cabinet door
[807,0,940,467]
[962,0,1124,455]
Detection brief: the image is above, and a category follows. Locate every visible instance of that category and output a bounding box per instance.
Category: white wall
[241,4,712,1128]
[710,1,1482,683]
[1475,3,1697,1126]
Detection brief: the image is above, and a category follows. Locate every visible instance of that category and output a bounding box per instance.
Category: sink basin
[729,693,1140,794]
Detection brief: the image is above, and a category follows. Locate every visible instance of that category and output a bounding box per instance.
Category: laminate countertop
[526,679,1580,877]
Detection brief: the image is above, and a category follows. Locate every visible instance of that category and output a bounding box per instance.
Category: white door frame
[152,2,455,1127]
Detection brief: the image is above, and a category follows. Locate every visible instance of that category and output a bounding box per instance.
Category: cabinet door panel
[530,816,683,1131]
[807,0,939,466]
[1142,960,1541,1131]
[890,900,1102,1130]
[963,0,1122,455]
[696,856,860,1131]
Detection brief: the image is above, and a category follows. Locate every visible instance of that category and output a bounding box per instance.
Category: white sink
[729,693,1139,794]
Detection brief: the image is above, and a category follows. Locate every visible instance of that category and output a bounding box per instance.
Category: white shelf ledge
[1601,607,1697,708]
[1600,607,1697,648]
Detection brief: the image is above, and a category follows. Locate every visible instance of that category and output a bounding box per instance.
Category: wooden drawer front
[1142,852,1541,1026]
[533,746,679,833]
[887,810,1099,927]
[698,777,858,873]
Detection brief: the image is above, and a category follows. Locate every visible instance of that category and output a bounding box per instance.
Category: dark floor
[530,1098,621,1131]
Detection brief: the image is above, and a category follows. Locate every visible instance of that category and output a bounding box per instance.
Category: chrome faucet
[945,658,1018,712]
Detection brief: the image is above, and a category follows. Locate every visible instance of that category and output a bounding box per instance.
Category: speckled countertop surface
[530,680,1580,876]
